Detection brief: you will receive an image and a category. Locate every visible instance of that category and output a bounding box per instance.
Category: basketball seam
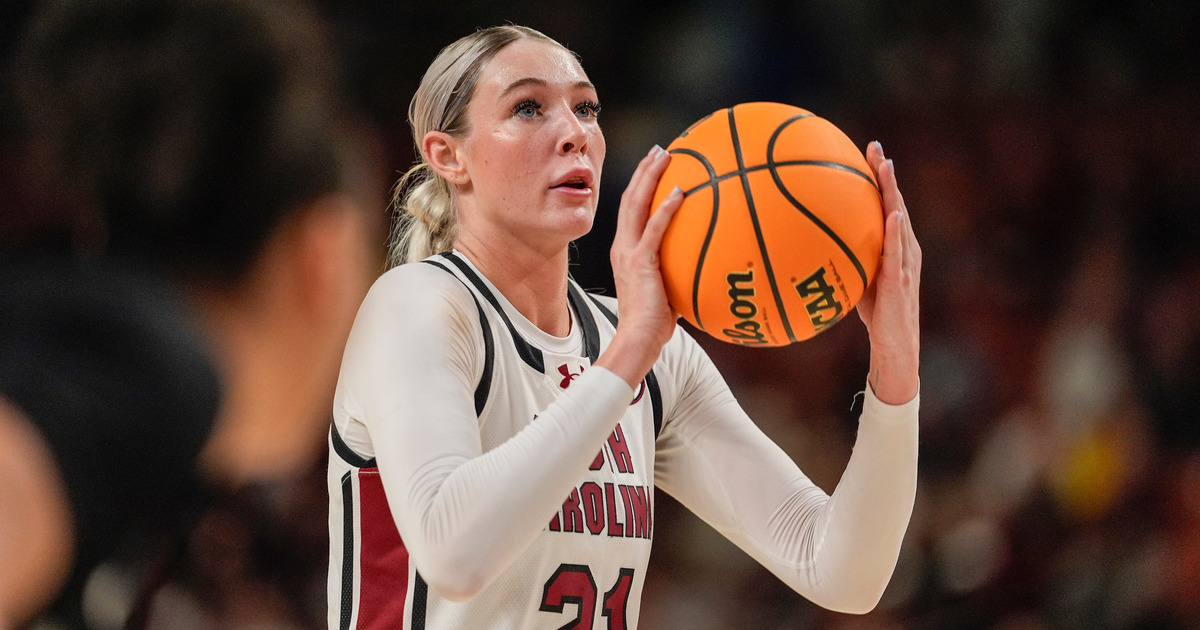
[682,160,877,197]
[765,113,871,293]
[667,147,720,330]
[727,107,797,344]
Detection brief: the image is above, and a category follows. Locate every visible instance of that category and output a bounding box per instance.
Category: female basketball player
[329,25,921,629]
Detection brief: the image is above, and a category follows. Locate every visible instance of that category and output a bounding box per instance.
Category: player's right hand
[600,145,684,388]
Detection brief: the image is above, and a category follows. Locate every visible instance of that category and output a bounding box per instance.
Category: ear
[423,130,469,186]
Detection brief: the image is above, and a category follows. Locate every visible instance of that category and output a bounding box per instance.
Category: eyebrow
[499,77,596,98]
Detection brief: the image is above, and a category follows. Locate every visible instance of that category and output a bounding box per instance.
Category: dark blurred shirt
[0,252,219,625]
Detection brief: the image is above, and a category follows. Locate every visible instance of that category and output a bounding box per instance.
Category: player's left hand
[857,141,921,406]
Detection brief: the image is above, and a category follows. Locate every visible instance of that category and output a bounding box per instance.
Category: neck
[455,232,571,337]
[188,275,334,487]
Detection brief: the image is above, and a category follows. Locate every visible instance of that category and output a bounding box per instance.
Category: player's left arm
[856,141,921,406]
[655,143,920,613]
[654,335,917,614]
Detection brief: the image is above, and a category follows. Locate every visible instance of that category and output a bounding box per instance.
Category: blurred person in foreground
[0,0,378,626]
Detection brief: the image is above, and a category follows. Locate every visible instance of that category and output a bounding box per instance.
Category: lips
[551,168,594,191]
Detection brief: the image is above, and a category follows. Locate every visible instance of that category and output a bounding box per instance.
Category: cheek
[477,133,543,182]
[592,130,606,180]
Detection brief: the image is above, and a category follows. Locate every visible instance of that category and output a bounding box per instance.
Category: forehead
[476,38,592,95]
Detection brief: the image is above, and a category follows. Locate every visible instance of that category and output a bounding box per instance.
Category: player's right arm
[0,398,73,629]
[334,263,634,601]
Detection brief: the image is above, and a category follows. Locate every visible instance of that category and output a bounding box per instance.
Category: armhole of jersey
[422,259,494,416]
[331,422,377,468]
[583,292,664,439]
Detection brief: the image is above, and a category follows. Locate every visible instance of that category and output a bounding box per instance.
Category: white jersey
[328,251,919,629]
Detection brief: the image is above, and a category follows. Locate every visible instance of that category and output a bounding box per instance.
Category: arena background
[2,0,1198,628]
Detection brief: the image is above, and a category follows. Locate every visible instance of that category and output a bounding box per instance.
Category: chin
[539,202,592,236]
[563,206,596,239]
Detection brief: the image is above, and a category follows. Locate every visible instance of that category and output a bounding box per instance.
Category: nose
[557,108,589,156]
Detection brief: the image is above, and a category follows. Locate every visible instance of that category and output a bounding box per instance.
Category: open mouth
[551,169,594,192]
[554,177,589,190]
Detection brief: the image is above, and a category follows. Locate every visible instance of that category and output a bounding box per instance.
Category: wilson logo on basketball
[722,270,768,345]
[794,266,844,332]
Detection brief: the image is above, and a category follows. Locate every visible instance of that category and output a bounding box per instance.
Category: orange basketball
[650,102,884,347]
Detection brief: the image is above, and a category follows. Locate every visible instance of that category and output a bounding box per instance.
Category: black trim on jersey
[645,370,664,439]
[422,259,494,415]
[339,470,354,630]
[331,422,377,469]
[438,252,545,372]
[412,572,429,629]
[567,281,602,362]
[586,294,619,329]
[583,294,665,438]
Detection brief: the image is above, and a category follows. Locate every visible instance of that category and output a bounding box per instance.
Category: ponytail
[387,162,458,267]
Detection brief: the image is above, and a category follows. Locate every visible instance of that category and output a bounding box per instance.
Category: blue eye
[514,99,541,118]
[576,100,601,119]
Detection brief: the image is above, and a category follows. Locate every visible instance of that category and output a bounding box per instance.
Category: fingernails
[648,144,661,157]
[875,140,884,156]
[887,158,895,175]
[671,186,683,198]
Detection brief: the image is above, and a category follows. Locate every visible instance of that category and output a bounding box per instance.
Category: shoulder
[587,291,618,311]
[359,260,479,322]
[658,323,711,378]
[584,291,619,322]
[368,259,472,302]
[344,260,487,360]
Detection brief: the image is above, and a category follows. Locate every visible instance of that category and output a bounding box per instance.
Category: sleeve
[653,330,918,614]
[334,265,636,601]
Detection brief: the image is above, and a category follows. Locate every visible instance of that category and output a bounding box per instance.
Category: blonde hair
[387,25,566,267]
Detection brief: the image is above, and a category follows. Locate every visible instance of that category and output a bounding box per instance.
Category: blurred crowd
[2,0,1197,628]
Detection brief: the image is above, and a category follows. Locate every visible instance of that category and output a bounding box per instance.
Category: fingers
[870,143,904,220]
[882,196,904,278]
[616,145,671,241]
[641,186,685,250]
[866,140,885,174]
[868,143,920,275]
[882,159,921,275]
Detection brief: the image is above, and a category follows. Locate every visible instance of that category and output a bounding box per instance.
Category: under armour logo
[558,364,584,389]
